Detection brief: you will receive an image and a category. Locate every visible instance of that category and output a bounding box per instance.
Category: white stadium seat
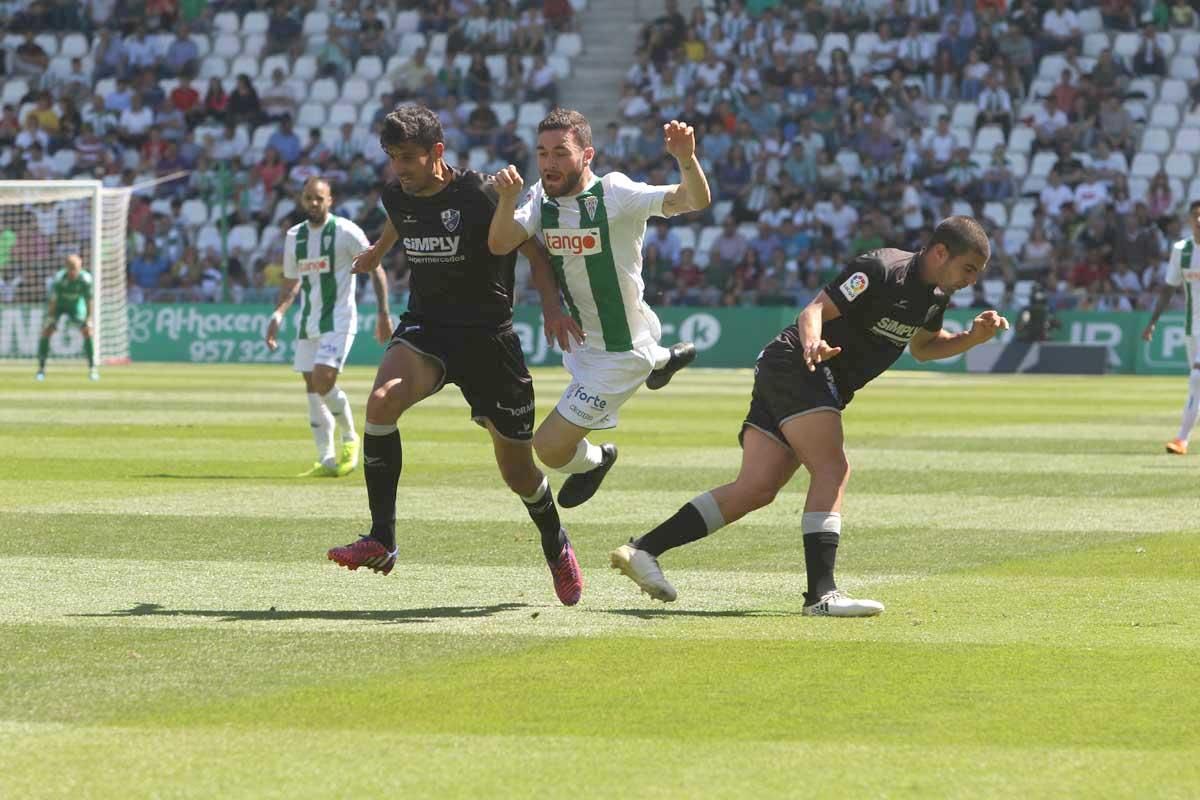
[974,125,1005,153]
[1165,153,1194,177]
[328,103,357,126]
[355,56,384,81]
[34,33,57,57]
[1010,199,1036,229]
[213,10,239,34]
[1127,77,1157,102]
[243,11,269,35]
[242,34,265,58]
[555,32,583,58]
[181,200,208,228]
[213,33,241,60]
[310,78,339,105]
[296,102,326,129]
[189,33,211,58]
[60,33,88,59]
[1150,104,1180,129]
[983,202,1007,228]
[1175,128,1200,155]
[1008,127,1035,154]
[1160,78,1189,106]
[1141,128,1171,155]
[228,224,259,253]
[293,55,318,82]
[1130,153,1161,178]
[1082,31,1109,57]
[1170,56,1200,81]
[230,55,260,79]
[302,11,330,36]
[341,77,370,105]
[198,56,228,80]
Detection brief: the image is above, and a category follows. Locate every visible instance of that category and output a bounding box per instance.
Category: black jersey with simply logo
[381,167,516,329]
[820,248,949,395]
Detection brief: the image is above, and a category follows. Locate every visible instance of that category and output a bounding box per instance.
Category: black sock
[363,428,402,550]
[522,482,566,561]
[633,502,709,557]
[803,531,839,601]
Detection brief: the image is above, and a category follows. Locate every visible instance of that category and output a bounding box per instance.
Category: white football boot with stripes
[802,589,884,617]
[609,543,677,602]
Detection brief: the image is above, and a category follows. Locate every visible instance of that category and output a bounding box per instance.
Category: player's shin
[307,393,336,465]
[83,336,95,368]
[363,421,402,549]
[802,512,841,601]
[1178,368,1200,442]
[37,334,49,369]
[520,476,566,560]
[633,491,726,556]
[322,385,357,441]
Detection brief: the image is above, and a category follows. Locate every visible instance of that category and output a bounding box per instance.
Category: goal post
[0,180,131,365]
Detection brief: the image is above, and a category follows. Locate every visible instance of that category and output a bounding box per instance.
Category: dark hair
[537,108,592,149]
[1189,199,1200,212]
[380,104,443,151]
[928,215,990,260]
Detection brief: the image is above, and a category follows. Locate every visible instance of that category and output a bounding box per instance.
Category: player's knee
[498,458,538,494]
[312,374,336,395]
[366,383,406,424]
[532,429,569,468]
[809,456,851,487]
[41,325,55,337]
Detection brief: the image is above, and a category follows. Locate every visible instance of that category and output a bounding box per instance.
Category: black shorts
[741,326,848,449]
[388,319,535,442]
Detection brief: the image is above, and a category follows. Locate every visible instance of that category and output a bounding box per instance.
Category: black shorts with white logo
[388,317,535,442]
[740,325,849,449]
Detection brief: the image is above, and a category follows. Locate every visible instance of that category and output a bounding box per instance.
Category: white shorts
[555,343,658,430]
[293,331,355,373]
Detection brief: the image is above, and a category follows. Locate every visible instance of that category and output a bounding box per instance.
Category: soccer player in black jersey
[610,216,1010,616]
[326,105,589,606]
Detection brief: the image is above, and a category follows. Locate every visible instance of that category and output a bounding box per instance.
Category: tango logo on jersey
[839,271,869,302]
[441,208,461,232]
[544,228,602,256]
[871,317,921,345]
[402,236,461,257]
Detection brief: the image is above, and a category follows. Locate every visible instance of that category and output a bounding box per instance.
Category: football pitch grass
[2,362,1198,798]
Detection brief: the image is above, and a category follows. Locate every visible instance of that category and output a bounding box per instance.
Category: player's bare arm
[1142,283,1176,341]
[521,237,585,351]
[798,290,843,371]
[661,120,712,217]
[487,165,530,255]
[369,261,392,345]
[908,310,1010,361]
[353,218,398,275]
[265,278,300,351]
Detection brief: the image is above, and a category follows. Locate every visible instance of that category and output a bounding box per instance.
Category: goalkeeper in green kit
[36,253,98,381]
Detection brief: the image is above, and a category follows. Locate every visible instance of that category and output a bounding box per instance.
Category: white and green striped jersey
[514,172,673,352]
[1166,236,1200,335]
[283,214,370,339]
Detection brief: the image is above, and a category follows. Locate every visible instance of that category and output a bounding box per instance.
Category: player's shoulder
[331,213,366,235]
[284,219,305,236]
[52,268,67,282]
[855,247,913,276]
[600,171,646,195]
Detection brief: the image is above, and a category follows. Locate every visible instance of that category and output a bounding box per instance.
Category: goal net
[0,180,131,365]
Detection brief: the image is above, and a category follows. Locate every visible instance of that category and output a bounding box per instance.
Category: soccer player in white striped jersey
[488,109,712,509]
[266,176,393,476]
[1143,199,1200,455]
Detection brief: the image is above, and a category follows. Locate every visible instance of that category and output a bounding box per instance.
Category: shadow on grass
[601,608,798,620]
[71,602,530,625]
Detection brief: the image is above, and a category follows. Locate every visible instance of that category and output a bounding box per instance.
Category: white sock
[520,476,550,504]
[651,344,672,370]
[322,386,357,442]
[1179,368,1200,442]
[307,393,336,466]
[557,438,603,474]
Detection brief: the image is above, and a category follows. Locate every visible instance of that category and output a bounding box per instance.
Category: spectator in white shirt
[123,26,160,75]
[1073,173,1110,214]
[817,192,860,241]
[922,115,957,167]
[118,94,154,147]
[1031,96,1069,151]
[1087,139,1129,182]
[1042,0,1082,54]
[897,20,933,74]
[1039,171,1076,217]
[260,68,299,122]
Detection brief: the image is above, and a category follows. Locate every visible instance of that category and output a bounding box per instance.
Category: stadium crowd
[0,0,1198,316]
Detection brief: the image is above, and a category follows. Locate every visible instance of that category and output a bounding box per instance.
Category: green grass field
[2,362,1199,798]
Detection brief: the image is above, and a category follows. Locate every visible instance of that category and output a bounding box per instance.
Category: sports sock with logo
[802,511,840,602]
[520,477,566,561]
[633,492,725,556]
[322,385,357,442]
[307,393,335,465]
[363,421,402,550]
[1178,368,1200,442]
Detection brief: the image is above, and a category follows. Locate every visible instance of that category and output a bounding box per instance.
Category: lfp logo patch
[839,271,869,302]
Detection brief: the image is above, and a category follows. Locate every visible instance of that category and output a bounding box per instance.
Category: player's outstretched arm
[1142,284,1176,341]
[488,165,531,255]
[521,237,585,351]
[798,291,843,371]
[661,120,712,217]
[369,264,391,344]
[909,310,1010,362]
[352,218,398,275]
[266,278,300,351]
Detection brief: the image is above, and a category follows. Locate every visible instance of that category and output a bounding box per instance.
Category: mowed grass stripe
[2,727,1198,800]
[9,481,1198,533]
